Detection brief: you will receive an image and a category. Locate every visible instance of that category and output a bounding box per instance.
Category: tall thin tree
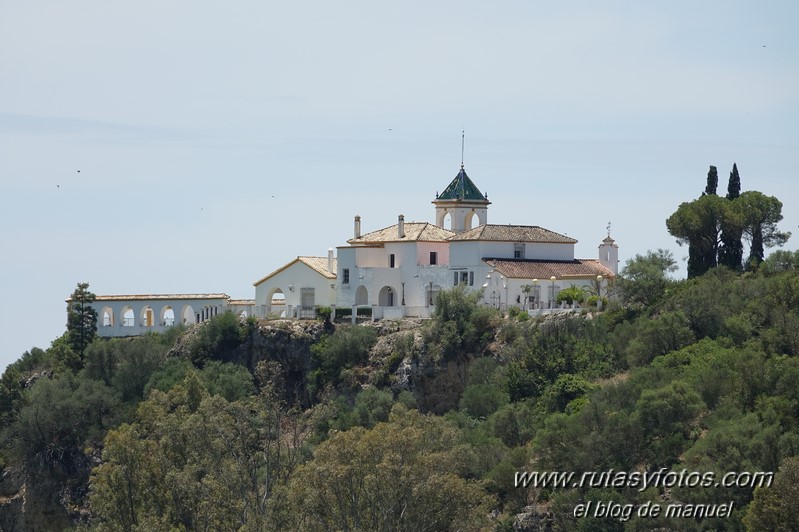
[718,163,744,270]
[66,282,98,357]
[704,165,718,196]
[727,163,741,200]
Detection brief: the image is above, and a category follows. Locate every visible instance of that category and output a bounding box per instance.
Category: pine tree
[66,282,98,357]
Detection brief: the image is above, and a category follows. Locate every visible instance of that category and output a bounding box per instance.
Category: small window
[430,251,437,265]
[514,243,525,259]
[453,272,459,286]
[343,268,350,284]
[460,272,469,285]
[469,271,474,286]
[389,254,395,268]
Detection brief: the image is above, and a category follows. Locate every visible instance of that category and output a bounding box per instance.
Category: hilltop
[1,251,799,530]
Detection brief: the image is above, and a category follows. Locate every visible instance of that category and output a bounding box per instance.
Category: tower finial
[461,129,465,168]
[606,221,612,238]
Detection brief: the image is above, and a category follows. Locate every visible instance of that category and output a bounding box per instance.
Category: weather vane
[461,130,466,168]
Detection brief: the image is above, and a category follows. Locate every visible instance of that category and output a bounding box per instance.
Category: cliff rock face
[0,468,24,532]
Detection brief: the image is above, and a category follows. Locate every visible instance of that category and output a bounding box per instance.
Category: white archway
[181,304,196,325]
[442,212,452,230]
[378,286,395,307]
[121,306,134,327]
[355,285,369,306]
[140,306,155,327]
[100,306,114,327]
[464,211,475,231]
[160,306,175,326]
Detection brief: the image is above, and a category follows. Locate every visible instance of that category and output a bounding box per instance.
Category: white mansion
[83,165,618,336]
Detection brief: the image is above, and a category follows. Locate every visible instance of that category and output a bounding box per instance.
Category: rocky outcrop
[513,503,554,531]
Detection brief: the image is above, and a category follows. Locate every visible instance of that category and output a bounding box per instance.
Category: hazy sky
[2,1,797,371]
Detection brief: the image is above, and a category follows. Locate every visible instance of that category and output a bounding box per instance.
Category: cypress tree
[718,163,744,270]
[704,165,718,196]
[727,163,741,200]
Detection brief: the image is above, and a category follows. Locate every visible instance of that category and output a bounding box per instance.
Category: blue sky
[1,1,798,370]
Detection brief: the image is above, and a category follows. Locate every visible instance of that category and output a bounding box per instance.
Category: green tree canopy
[738,190,791,269]
[616,249,677,308]
[667,193,747,278]
[287,405,494,531]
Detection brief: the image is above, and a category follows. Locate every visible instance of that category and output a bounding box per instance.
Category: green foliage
[738,190,791,269]
[425,286,501,362]
[486,401,537,447]
[667,193,735,278]
[504,318,618,402]
[316,306,332,322]
[616,249,677,308]
[66,282,98,358]
[143,357,254,402]
[743,456,799,531]
[668,173,790,276]
[633,380,705,468]
[350,386,394,428]
[83,335,168,402]
[89,380,272,531]
[189,311,246,365]
[8,251,799,529]
[8,374,119,484]
[309,324,377,394]
[199,360,255,402]
[623,310,695,367]
[286,405,495,531]
[0,366,24,425]
[460,383,509,418]
[541,374,597,412]
[143,357,193,396]
[9,347,50,373]
[761,249,799,274]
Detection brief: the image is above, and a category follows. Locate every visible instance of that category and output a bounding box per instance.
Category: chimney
[354,215,361,238]
[398,214,405,239]
[328,248,335,274]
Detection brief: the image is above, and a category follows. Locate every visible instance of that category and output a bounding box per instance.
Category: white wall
[254,262,336,317]
[92,297,229,337]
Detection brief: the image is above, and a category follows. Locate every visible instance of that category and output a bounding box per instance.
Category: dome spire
[461,129,465,168]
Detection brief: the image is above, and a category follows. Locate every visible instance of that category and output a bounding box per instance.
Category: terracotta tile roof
[254,256,337,286]
[448,224,577,244]
[85,293,230,302]
[347,222,455,244]
[297,256,337,279]
[434,166,489,202]
[483,258,614,279]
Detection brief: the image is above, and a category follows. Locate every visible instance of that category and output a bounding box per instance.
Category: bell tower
[598,223,619,275]
[432,165,490,233]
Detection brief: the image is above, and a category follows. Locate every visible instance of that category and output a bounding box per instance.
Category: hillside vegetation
[1,250,799,531]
